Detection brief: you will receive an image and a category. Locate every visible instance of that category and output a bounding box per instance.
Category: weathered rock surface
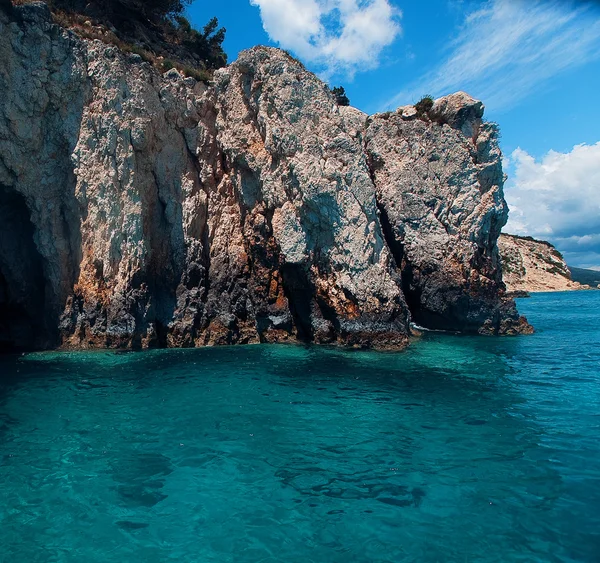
[0,2,530,351]
[365,96,527,334]
[499,234,583,293]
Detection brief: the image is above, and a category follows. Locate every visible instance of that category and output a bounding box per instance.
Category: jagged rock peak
[430,91,484,138]
[0,3,531,352]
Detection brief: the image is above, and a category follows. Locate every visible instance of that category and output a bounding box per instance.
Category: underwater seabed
[1,291,599,562]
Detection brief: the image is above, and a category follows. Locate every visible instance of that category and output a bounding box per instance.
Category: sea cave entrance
[0,185,49,352]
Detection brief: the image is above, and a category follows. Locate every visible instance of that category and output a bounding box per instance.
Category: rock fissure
[373,198,419,319]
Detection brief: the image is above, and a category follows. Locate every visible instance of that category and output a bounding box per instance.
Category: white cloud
[504,142,600,268]
[386,0,600,110]
[249,0,401,77]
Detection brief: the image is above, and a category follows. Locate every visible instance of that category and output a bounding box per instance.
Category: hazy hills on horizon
[569,267,600,287]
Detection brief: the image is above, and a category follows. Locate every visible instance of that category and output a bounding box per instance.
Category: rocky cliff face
[0,2,530,352]
[498,234,582,293]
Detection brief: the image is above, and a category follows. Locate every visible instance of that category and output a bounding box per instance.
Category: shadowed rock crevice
[0,185,52,351]
[143,170,185,346]
[374,199,420,318]
[241,208,294,342]
[280,263,315,342]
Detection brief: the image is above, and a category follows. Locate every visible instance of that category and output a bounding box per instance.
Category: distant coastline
[569,267,600,288]
[499,233,600,293]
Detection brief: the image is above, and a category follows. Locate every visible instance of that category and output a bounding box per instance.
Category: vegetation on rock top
[331,86,350,106]
[11,0,226,81]
[414,95,434,119]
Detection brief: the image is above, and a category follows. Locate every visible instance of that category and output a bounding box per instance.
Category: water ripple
[0,292,599,561]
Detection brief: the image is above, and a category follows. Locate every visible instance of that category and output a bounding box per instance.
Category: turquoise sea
[1,292,599,562]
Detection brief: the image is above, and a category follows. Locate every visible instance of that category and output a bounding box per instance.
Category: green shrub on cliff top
[42,0,227,72]
[331,86,350,106]
[414,95,434,117]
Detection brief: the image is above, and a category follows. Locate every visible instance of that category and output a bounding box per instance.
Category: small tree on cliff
[331,86,350,106]
[176,15,227,69]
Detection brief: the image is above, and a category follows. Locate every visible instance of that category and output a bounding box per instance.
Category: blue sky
[188,0,600,269]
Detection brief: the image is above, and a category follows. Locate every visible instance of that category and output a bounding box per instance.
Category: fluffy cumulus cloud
[388,0,600,110]
[249,0,401,77]
[504,143,600,269]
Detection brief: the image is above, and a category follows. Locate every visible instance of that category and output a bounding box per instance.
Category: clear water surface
[1,292,599,562]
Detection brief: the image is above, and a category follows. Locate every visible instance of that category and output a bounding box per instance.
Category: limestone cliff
[499,234,583,293]
[0,2,530,352]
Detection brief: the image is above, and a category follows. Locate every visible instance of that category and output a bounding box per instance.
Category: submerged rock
[0,2,530,351]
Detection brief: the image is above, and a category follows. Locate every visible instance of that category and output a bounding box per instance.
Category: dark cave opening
[0,185,50,352]
[280,263,315,342]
